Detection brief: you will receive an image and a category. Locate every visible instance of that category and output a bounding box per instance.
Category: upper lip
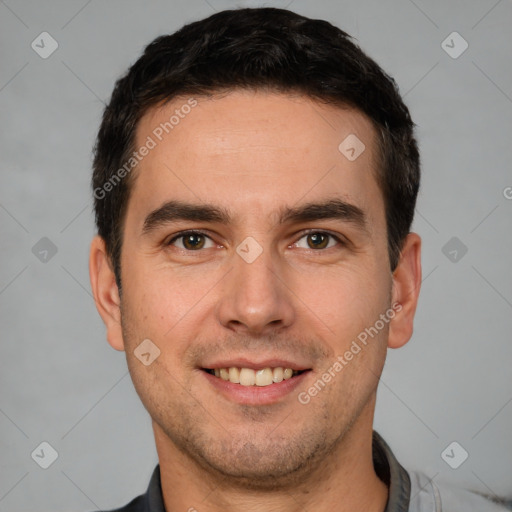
[201,358,311,371]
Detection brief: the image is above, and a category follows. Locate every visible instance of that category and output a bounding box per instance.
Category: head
[90,7,421,489]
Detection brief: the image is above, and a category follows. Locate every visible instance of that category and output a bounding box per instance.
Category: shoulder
[408,470,511,512]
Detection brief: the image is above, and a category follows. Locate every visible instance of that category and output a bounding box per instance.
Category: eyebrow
[142,198,368,235]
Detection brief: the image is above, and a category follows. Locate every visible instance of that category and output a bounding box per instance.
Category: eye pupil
[184,233,204,250]
[308,233,328,249]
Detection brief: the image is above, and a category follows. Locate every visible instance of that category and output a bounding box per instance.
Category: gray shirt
[373,431,511,511]
[99,431,511,511]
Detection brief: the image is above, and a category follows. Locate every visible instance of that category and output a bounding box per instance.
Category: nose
[215,240,295,336]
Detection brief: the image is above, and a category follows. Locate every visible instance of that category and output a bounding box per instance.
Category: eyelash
[166,229,345,251]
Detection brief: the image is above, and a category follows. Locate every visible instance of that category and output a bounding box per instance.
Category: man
[88,7,509,512]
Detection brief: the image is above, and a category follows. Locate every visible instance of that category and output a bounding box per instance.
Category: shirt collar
[372,430,411,512]
[143,430,411,511]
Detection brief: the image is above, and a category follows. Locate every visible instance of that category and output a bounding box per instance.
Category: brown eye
[168,231,214,250]
[182,233,205,250]
[307,233,329,249]
[294,231,341,250]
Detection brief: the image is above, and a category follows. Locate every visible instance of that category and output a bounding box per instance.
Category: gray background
[1,0,511,510]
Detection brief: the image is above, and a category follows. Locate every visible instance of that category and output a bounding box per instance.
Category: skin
[90,90,421,512]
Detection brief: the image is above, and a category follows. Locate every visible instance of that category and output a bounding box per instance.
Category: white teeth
[239,368,256,386]
[228,367,240,383]
[255,368,273,386]
[209,366,300,386]
[272,367,284,383]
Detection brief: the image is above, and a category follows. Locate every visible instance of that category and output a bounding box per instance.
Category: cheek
[122,256,201,328]
[291,261,391,343]
[120,256,222,370]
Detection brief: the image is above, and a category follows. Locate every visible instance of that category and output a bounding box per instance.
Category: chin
[176,427,329,490]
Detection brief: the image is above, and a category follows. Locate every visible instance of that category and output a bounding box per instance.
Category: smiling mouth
[202,367,309,387]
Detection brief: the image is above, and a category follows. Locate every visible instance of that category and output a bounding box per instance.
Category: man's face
[108,91,400,485]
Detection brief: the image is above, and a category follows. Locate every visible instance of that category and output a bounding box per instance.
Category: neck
[154,399,389,512]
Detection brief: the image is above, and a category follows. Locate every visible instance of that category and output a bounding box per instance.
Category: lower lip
[201,370,311,405]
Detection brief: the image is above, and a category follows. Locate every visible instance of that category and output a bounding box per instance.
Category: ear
[89,235,125,351]
[388,232,422,349]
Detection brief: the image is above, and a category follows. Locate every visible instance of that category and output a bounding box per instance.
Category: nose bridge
[234,233,280,300]
[216,234,295,333]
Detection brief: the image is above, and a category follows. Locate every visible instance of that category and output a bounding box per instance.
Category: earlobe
[388,233,422,349]
[89,235,125,351]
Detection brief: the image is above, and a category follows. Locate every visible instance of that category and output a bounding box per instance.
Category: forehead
[128,90,384,230]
